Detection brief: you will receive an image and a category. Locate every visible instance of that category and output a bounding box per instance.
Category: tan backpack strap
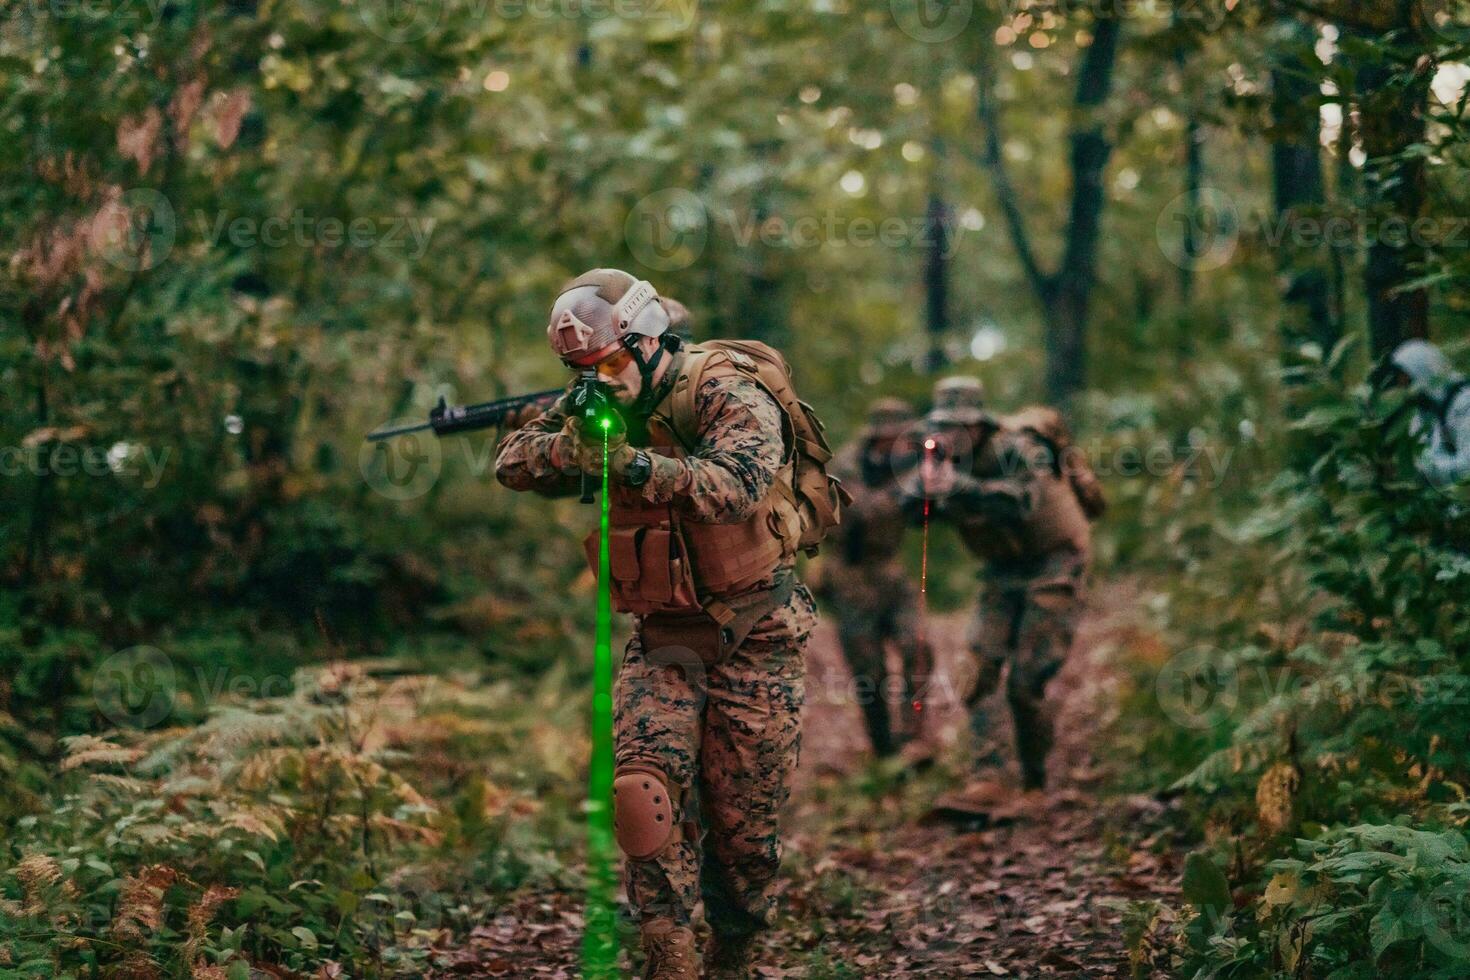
[669,346,795,460]
[667,346,720,453]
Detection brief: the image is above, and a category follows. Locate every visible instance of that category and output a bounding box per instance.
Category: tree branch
[1269,0,1395,33]
[975,52,1053,302]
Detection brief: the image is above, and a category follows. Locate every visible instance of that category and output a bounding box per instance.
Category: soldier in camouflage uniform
[495,269,822,980]
[817,398,933,758]
[912,377,1101,790]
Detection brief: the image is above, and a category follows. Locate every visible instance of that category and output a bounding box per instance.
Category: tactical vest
[829,444,907,566]
[955,417,1092,566]
[582,347,807,616]
[1005,406,1107,520]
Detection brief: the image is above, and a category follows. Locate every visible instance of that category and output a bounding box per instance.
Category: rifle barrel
[365,388,564,443]
[366,420,434,442]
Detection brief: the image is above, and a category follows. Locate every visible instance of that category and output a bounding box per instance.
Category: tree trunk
[976,12,1123,405]
[924,192,952,373]
[1270,18,1336,352]
[1358,46,1431,357]
[1173,5,1203,306]
[1046,13,1122,403]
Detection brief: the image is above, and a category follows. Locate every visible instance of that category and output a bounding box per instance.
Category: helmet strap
[625,334,668,418]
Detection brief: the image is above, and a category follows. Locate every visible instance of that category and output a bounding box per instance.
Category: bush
[0,661,588,978]
[1119,341,1470,978]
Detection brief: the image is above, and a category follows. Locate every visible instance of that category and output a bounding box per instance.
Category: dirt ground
[435,581,1184,978]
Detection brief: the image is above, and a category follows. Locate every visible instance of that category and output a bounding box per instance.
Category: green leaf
[1182,851,1232,922]
[290,926,318,950]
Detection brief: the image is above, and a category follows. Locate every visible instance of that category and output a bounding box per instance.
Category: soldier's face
[587,346,644,406]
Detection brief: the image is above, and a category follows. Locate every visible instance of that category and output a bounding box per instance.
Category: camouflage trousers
[964,550,1087,789]
[821,560,933,757]
[614,582,817,936]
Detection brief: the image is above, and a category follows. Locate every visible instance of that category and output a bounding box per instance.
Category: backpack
[1436,380,1469,454]
[1003,406,1107,521]
[669,340,851,556]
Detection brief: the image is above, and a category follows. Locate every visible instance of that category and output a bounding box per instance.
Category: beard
[604,361,644,407]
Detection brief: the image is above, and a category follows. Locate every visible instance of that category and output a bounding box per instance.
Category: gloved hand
[548,416,586,475]
[566,415,637,481]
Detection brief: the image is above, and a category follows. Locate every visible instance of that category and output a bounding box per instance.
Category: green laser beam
[582,423,619,977]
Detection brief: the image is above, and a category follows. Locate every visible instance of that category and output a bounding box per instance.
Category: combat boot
[640,918,700,980]
[705,929,759,980]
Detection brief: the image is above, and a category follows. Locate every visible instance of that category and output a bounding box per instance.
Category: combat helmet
[929,375,987,426]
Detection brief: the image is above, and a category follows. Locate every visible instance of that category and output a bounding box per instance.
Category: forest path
[764,580,1185,977]
[433,581,1186,978]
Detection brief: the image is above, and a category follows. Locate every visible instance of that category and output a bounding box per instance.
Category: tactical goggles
[562,345,637,375]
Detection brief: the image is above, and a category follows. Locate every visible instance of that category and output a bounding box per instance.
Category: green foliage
[0,662,588,977]
[1116,341,1470,977]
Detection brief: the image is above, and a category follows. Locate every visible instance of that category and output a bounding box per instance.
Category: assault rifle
[366,374,621,505]
[365,388,565,443]
[568,370,620,504]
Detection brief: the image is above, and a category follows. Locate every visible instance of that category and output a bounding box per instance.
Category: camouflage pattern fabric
[494,353,811,934]
[819,441,931,755]
[615,583,817,934]
[495,350,791,529]
[937,423,1091,564]
[961,549,1087,789]
[925,420,1092,789]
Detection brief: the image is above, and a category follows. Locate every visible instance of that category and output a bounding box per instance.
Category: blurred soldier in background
[912,376,1105,790]
[1389,340,1470,486]
[816,398,934,760]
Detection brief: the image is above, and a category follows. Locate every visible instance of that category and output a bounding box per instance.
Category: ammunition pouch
[584,522,701,616]
[639,570,796,666]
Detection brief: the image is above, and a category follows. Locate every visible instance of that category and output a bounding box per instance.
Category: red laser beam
[915,438,936,717]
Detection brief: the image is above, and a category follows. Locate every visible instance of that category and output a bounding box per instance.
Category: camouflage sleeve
[493,392,582,498]
[942,429,1048,524]
[639,376,786,523]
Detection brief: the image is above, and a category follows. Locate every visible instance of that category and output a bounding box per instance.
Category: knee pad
[612,764,683,861]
